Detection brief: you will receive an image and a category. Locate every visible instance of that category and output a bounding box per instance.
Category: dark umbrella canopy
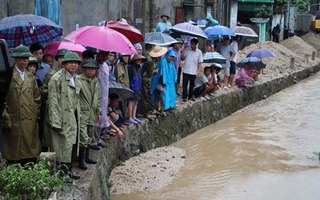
[202,52,226,64]
[109,80,133,100]
[237,57,266,71]
[0,14,63,48]
[246,49,277,59]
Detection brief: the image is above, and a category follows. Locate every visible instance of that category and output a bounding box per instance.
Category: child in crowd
[108,93,127,128]
[127,54,147,124]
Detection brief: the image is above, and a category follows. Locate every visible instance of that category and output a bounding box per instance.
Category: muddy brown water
[111,72,320,200]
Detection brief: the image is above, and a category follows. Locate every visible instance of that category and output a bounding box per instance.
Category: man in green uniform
[41,48,70,151]
[78,59,101,170]
[48,52,82,182]
[2,45,41,166]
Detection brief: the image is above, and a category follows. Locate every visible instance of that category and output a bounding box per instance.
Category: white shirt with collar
[66,71,75,87]
[182,47,203,75]
[15,66,26,81]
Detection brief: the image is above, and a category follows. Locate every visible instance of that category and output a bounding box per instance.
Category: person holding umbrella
[235,62,258,89]
[156,13,172,32]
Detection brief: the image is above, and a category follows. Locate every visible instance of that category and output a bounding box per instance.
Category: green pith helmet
[54,48,70,61]
[160,13,170,19]
[11,45,33,58]
[61,52,82,65]
[82,59,99,69]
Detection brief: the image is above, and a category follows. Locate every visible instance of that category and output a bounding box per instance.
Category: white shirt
[231,41,238,62]
[15,66,25,81]
[183,47,203,75]
[67,71,75,86]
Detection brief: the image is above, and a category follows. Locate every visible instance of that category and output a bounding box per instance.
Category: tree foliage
[293,0,310,12]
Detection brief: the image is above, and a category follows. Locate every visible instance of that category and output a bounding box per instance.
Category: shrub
[254,4,272,18]
[0,160,68,200]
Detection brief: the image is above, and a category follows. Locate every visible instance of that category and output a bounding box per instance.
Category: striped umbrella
[109,80,133,100]
[170,22,208,39]
[202,52,226,64]
[0,14,63,48]
[231,26,258,37]
[145,32,177,46]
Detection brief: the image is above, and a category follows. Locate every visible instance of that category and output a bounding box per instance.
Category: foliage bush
[254,4,272,18]
[0,160,67,200]
[293,0,310,12]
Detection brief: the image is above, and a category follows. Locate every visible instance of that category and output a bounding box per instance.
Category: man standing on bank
[48,52,82,182]
[2,45,41,166]
[78,59,101,170]
[181,38,203,102]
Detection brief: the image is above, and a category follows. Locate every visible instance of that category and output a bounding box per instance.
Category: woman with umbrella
[235,62,258,89]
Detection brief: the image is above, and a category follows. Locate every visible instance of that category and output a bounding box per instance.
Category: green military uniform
[41,49,69,148]
[48,67,82,163]
[2,45,41,161]
[115,58,130,116]
[79,72,101,146]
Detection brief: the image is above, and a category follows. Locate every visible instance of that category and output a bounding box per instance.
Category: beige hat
[149,46,168,58]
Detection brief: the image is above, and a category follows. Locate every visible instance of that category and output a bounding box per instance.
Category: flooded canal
[111,72,320,200]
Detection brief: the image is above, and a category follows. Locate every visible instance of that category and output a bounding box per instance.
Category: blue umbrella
[204,25,235,37]
[237,57,266,70]
[246,49,277,59]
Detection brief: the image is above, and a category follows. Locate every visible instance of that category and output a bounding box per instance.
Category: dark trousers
[182,73,196,99]
[7,157,37,167]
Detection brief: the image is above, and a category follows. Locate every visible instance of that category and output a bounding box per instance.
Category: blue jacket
[156,20,172,32]
[128,63,142,91]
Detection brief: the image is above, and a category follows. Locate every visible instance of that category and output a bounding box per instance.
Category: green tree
[275,0,289,7]
[293,0,310,12]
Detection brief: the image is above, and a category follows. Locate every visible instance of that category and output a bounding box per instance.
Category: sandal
[144,115,154,122]
[160,111,167,117]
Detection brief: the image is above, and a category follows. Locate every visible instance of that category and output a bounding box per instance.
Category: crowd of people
[1,13,260,184]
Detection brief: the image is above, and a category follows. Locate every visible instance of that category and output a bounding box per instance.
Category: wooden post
[305,54,310,63]
[290,57,295,69]
[312,51,316,60]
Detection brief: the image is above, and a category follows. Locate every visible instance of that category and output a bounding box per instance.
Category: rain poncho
[156,20,172,32]
[96,62,110,128]
[151,50,177,110]
[235,67,254,87]
[205,14,220,40]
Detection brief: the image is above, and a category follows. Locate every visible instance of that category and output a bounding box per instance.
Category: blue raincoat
[151,50,177,110]
[205,14,220,40]
[156,20,172,32]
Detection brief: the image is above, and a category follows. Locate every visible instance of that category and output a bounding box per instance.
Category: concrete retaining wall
[87,63,320,200]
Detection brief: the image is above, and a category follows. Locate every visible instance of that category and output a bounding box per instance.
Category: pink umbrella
[44,41,86,56]
[106,21,144,44]
[64,25,137,54]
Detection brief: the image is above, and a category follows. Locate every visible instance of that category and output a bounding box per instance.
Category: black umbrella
[109,81,133,100]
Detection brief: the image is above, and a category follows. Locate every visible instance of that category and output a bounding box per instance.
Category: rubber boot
[59,163,73,184]
[67,162,80,180]
[85,147,97,164]
[78,147,87,170]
